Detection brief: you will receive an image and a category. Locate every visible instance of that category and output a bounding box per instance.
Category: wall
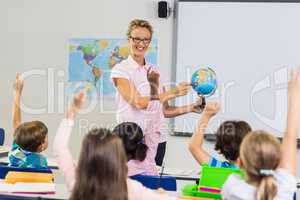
[0,0,181,163]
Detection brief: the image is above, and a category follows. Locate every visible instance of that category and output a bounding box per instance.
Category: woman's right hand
[174,82,191,97]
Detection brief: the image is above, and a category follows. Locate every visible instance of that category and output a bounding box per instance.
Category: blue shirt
[8,142,48,169]
[209,157,237,169]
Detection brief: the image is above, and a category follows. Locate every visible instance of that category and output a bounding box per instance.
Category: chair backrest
[130,175,177,191]
[0,128,5,146]
[0,164,52,179]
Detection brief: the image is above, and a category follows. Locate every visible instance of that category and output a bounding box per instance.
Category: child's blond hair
[240,130,281,200]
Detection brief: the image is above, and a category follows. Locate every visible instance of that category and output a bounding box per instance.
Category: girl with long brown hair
[53,92,180,200]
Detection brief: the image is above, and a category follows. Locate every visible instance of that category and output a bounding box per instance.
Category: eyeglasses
[129,36,151,44]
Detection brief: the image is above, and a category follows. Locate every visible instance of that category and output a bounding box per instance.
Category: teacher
[111,19,201,166]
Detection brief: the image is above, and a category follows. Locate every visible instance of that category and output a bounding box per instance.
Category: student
[9,74,48,168]
[113,122,159,176]
[53,92,180,200]
[189,102,252,168]
[113,70,161,176]
[222,68,300,199]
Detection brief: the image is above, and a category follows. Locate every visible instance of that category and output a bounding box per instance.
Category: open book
[0,182,55,194]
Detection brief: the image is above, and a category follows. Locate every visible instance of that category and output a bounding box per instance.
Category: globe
[191,67,217,96]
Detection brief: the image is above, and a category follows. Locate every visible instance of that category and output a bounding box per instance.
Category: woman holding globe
[110,19,202,166]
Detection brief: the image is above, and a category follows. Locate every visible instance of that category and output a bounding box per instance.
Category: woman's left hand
[190,97,205,113]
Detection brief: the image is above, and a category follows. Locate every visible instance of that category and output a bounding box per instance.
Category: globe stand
[193,95,206,114]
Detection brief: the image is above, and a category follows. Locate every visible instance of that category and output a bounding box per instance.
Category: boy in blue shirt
[9,74,48,168]
[189,102,251,168]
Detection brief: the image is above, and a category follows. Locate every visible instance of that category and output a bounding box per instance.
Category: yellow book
[4,172,54,184]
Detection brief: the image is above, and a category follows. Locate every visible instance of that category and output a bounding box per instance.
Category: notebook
[5,172,54,184]
[0,182,55,194]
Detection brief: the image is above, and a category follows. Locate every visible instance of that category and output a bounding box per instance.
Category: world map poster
[68,38,158,97]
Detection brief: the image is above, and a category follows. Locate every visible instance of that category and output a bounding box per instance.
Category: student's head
[127,19,153,57]
[14,121,48,153]
[113,122,148,162]
[215,120,252,162]
[70,128,128,200]
[239,130,281,200]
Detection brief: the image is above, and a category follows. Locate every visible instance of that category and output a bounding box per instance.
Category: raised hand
[279,67,300,175]
[72,91,86,110]
[12,73,24,130]
[67,91,86,120]
[147,68,160,87]
[202,101,220,118]
[13,73,24,95]
[147,71,160,86]
[288,68,300,109]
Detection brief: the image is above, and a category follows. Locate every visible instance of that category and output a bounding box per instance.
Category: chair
[130,175,177,191]
[0,128,5,146]
[0,163,52,179]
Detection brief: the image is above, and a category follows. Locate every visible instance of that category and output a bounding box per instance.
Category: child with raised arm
[53,92,181,200]
[189,102,252,168]
[221,68,300,200]
[9,74,48,168]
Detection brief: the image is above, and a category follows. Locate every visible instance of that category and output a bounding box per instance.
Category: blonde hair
[240,130,281,200]
[126,19,153,39]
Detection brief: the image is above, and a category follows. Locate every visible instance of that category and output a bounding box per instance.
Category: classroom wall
[0,0,201,169]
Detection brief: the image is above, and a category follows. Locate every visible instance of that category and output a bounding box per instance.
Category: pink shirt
[127,100,161,176]
[53,119,177,200]
[110,55,166,139]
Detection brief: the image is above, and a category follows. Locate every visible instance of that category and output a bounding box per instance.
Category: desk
[0,183,69,200]
[167,137,300,190]
[0,184,182,200]
[162,167,300,189]
[0,146,9,158]
[162,167,199,181]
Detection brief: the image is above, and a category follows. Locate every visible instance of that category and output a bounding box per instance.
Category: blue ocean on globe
[191,68,217,96]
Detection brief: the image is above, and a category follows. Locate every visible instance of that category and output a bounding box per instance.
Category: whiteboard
[173,0,300,137]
